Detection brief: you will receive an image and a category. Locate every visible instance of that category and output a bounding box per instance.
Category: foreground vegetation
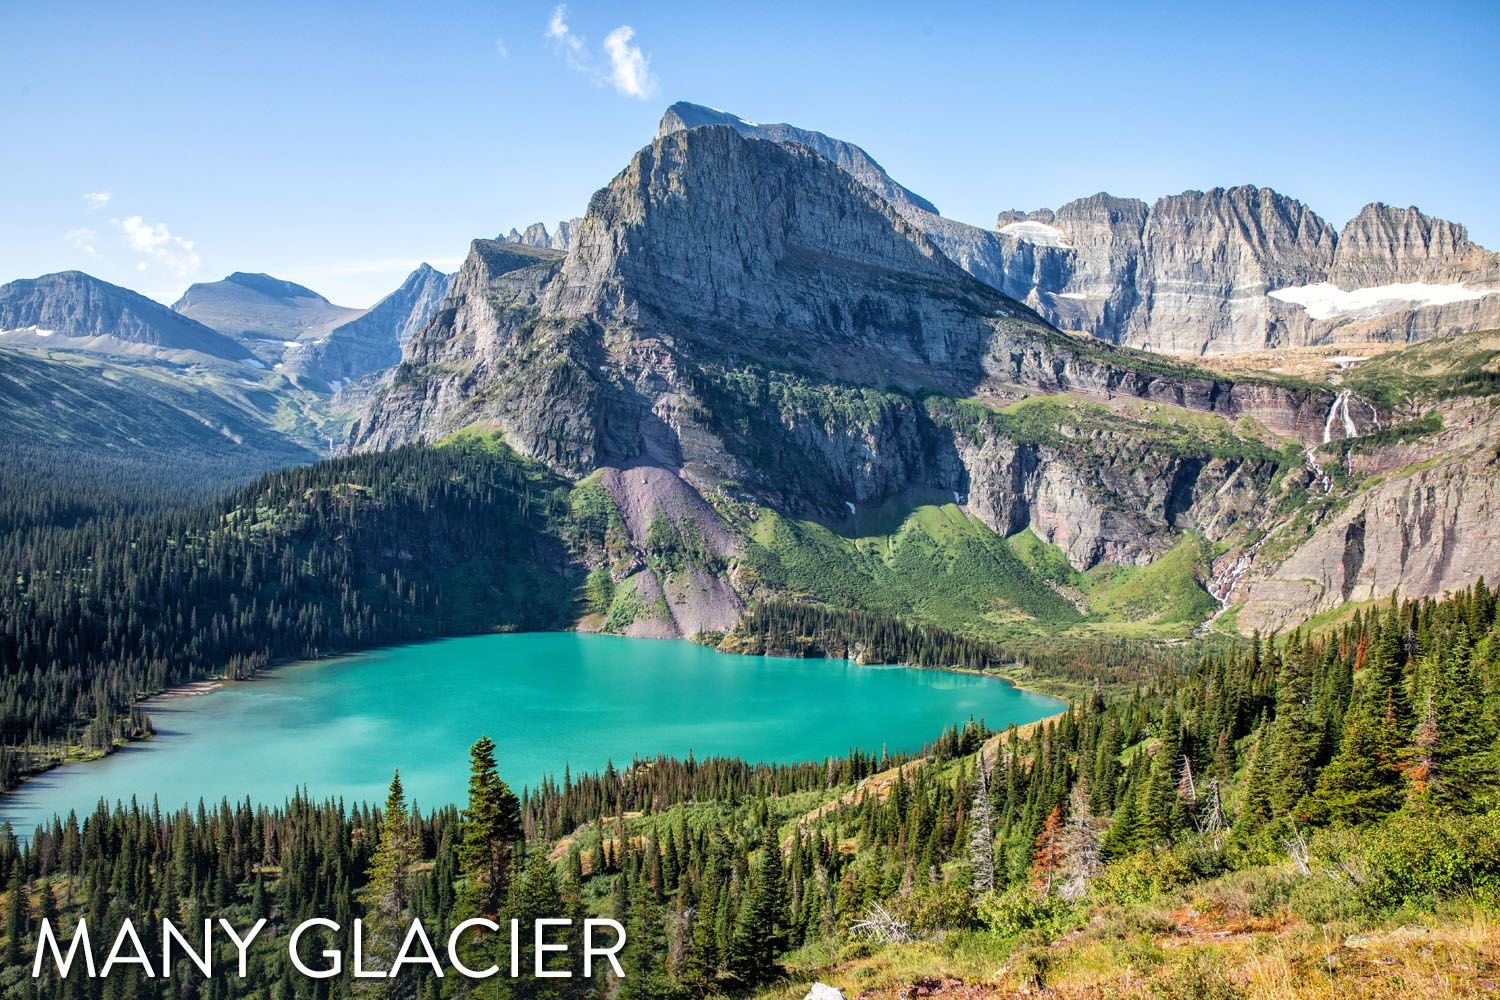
[0,584,1493,998]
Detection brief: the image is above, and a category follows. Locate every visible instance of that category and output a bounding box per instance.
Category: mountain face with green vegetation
[0,437,586,777]
[350,119,1494,641]
[1231,330,1500,632]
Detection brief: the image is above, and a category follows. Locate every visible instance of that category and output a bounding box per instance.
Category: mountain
[0,271,255,364]
[658,102,1500,355]
[173,271,363,368]
[996,192,1500,354]
[504,219,582,252]
[656,101,939,217]
[280,264,452,387]
[354,120,1415,639]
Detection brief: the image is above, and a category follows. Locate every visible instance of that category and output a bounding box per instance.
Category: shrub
[1357,809,1500,911]
[1151,956,1248,1000]
[900,879,976,934]
[1091,848,1195,904]
[975,887,1071,938]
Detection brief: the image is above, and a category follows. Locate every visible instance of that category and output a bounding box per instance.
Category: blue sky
[3,0,1497,307]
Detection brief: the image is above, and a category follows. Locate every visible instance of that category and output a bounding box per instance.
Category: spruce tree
[458,735,523,916]
[1305,697,1405,825]
[3,867,23,966]
[726,824,786,985]
[361,771,417,999]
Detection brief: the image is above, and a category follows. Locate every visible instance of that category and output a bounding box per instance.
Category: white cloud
[115,216,202,277]
[494,36,509,58]
[82,191,111,211]
[545,5,656,100]
[603,26,656,99]
[65,228,100,257]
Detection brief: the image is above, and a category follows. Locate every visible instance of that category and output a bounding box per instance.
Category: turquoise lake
[0,632,1061,832]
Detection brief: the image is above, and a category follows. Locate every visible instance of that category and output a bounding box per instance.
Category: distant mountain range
[0,263,450,481]
[173,272,364,369]
[0,271,255,364]
[173,267,452,386]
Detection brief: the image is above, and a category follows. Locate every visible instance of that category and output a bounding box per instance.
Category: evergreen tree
[458,735,523,916]
[1305,697,1405,825]
[361,771,417,999]
[726,825,786,985]
[3,867,24,966]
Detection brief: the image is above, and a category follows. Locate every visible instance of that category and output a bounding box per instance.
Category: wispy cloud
[494,37,509,58]
[602,26,655,99]
[65,228,100,257]
[82,191,111,212]
[545,5,657,100]
[115,216,202,277]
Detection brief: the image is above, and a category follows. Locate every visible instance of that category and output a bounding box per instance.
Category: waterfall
[1322,390,1350,444]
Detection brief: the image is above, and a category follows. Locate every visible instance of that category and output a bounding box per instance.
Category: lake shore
[0,632,1064,832]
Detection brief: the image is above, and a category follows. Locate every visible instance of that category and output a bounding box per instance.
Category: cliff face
[284,264,452,387]
[1125,187,1339,354]
[1235,397,1500,632]
[1332,204,1500,287]
[657,103,1500,356]
[352,114,1492,638]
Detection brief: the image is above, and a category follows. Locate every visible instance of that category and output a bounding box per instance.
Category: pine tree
[509,853,571,996]
[361,771,417,999]
[726,824,786,985]
[1306,696,1405,825]
[1269,640,1321,816]
[457,736,523,916]
[3,867,24,966]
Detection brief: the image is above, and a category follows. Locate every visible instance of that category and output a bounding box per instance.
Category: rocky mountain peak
[656,101,939,217]
[219,272,329,303]
[281,264,453,387]
[536,123,1004,384]
[1331,203,1499,287]
[504,218,582,252]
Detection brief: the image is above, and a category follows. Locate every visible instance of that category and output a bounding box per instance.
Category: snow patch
[240,358,266,369]
[1057,292,1090,300]
[1268,281,1493,321]
[999,220,1070,248]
